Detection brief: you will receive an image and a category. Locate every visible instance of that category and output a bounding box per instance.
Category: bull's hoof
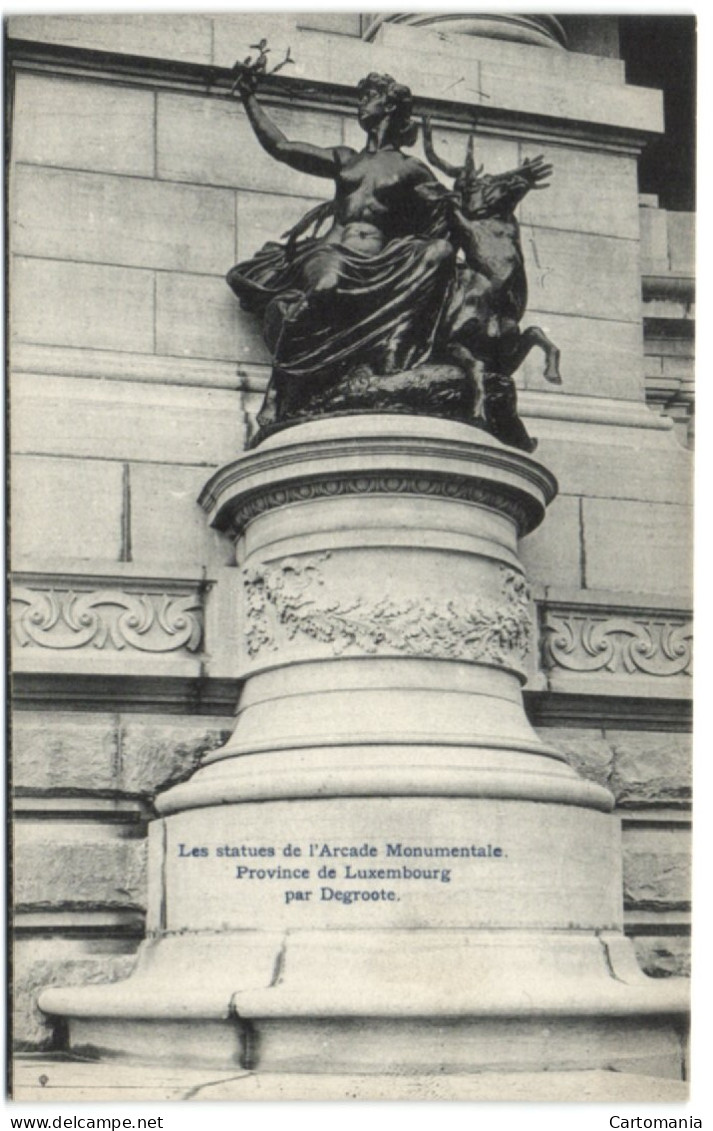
[544,350,562,384]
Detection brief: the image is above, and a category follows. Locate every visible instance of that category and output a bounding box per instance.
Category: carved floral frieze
[11,569,692,689]
[12,587,203,654]
[541,611,692,678]
[243,553,531,666]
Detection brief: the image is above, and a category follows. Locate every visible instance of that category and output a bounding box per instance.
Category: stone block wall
[8,13,692,1051]
[639,199,695,446]
[540,727,691,981]
[13,714,234,1047]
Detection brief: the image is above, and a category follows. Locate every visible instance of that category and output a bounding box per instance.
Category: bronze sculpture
[227,48,560,450]
[424,120,562,452]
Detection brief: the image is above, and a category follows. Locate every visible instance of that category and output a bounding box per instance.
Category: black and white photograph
[6,7,697,1114]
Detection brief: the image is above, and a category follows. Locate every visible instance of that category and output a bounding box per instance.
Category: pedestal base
[40,797,689,1078]
[37,419,689,1085]
[42,928,687,1078]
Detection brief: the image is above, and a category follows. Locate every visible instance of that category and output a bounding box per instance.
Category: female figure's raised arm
[238,75,350,180]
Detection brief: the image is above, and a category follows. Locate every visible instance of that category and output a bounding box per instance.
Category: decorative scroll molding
[226,473,539,538]
[244,555,531,667]
[12,587,203,654]
[541,611,692,678]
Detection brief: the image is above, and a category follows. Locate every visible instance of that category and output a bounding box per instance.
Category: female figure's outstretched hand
[229,46,346,180]
[230,59,262,100]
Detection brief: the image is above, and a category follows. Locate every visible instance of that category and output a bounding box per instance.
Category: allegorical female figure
[227,66,456,427]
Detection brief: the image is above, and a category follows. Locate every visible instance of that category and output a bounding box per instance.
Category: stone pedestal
[40,417,688,1077]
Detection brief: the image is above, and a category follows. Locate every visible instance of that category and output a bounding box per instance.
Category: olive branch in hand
[230,39,294,96]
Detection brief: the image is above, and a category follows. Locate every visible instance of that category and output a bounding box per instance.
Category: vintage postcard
[7,9,694,1112]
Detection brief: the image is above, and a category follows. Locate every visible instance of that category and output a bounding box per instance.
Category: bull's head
[422,118,551,220]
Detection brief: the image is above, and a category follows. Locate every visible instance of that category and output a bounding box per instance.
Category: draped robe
[226,181,456,397]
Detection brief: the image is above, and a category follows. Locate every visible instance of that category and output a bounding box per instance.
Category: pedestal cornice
[200,417,558,540]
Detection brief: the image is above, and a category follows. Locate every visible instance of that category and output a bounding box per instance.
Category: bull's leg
[482,372,536,453]
[449,342,487,421]
[534,327,562,384]
[502,326,562,384]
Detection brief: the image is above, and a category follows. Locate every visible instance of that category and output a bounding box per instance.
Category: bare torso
[321,147,437,253]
